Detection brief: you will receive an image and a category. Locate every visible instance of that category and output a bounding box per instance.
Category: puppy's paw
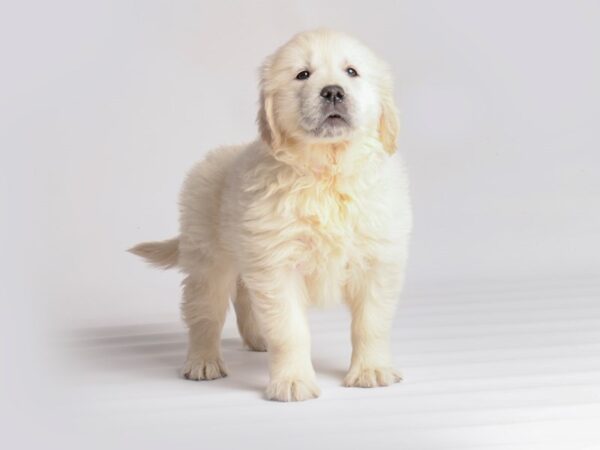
[265,377,321,402]
[343,366,402,388]
[182,358,227,380]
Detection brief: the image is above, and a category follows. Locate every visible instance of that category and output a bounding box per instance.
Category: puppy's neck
[272,136,378,177]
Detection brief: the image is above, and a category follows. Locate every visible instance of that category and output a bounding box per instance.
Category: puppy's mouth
[309,111,352,138]
[321,112,349,126]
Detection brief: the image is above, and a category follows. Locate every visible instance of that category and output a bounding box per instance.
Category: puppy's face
[259,30,399,153]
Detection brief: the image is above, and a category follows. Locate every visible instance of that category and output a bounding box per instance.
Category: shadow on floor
[63,320,351,397]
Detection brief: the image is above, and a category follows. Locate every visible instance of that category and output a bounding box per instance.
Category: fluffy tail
[128,237,180,269]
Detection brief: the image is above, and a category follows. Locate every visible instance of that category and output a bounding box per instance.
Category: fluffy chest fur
[238,139,393,306]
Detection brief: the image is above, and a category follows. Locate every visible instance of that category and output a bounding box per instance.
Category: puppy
[130,29,412,401]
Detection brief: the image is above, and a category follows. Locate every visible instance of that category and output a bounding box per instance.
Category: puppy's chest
[286,174,380,306]
[292,173,376,270]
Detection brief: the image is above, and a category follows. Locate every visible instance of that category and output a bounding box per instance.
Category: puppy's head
[258,29,399,154]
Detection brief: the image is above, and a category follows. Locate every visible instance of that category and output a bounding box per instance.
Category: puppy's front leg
[249,270,320,402]
[344,262,403,388]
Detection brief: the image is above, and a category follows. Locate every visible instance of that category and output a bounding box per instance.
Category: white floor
[56,278,600,450]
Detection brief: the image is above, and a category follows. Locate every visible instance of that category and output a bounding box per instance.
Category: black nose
[320,85,345,103]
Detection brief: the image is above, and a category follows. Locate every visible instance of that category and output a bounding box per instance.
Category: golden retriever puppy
[130,29,412,401]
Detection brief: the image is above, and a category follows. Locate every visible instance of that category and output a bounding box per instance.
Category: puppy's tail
[128,237,180,269]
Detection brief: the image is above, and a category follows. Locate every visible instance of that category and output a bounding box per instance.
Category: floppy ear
[257,56,282,148]
[257,92,281,148]
[378,78,400,155]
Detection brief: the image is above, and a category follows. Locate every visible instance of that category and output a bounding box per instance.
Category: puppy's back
[178,145,245,264]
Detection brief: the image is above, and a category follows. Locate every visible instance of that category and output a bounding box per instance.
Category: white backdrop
[2,0,599,324]
[2,2,600,449]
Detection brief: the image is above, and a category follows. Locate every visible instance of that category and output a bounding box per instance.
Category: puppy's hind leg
[181,260,236,380]
[233,278,267,352]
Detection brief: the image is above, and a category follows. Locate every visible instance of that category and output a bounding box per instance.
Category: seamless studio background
[2,1,599,449]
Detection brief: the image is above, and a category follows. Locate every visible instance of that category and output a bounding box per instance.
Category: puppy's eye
[296,70,310,80]
[346,67,359,77]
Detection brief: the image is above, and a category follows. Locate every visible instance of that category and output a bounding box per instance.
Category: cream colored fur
[129,29,412,401]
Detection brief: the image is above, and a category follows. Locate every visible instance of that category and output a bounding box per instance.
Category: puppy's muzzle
[320,84,349,122]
